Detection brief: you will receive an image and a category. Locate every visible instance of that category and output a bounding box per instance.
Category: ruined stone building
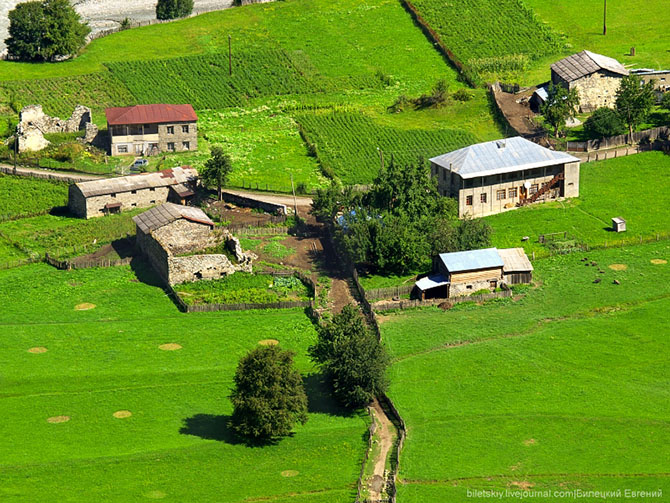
[68,166,197,218]
[551,50,628,112]
[415,247,533,299]
[133,203,254,285]
[17,104,96,153]
[430,137,580,218]
[105,104,198,156]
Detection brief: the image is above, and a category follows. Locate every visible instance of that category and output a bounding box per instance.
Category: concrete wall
[83,186,171,219]
[110,121,198,156]
[563,161,580,198]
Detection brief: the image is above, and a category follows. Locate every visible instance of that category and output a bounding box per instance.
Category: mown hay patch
[144,490,166,499]
[608,264,627,271]
[28,347,47,354]
[159,343,182,351]
[281,470,299,477]
[651,259,667,265]
[523,438,536,446]
[259,339,279,346]
[75,303,96,311]
[509,481,535,491]
[113,410,132,419]
[47,415,70,424]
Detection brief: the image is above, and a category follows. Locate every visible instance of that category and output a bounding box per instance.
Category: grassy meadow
[0,174,68,219]
[380,240,670,501]
[485,152,670,257]
[0,262,366,502]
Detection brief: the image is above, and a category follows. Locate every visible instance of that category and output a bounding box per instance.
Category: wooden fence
[566,126,670,152]
[0,256,42,270]
[45,253,133,270]
[356,408,378,503]
[232,226,289,236]
[372,289,513,312]
[364,284,415,302]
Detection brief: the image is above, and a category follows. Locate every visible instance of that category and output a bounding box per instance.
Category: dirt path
[368,399,395,502]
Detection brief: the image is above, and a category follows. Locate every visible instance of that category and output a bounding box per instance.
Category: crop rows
[407,0,564,82]
[295,111,476,184]
[105,49,323,110]
[0,72,134,118]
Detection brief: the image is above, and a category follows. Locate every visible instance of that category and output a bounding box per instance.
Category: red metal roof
[105,104,198,126]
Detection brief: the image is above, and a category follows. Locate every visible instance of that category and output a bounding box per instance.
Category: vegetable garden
[295,110,476,184]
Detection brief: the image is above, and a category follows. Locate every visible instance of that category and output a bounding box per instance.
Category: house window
[496,189,506,200]
[166,126,174,134]
[466,285,473,290]
[167,142,175,151]
[182,125,189,133]
[149,188,155,192]
[117,145,128,154]
[508,187,518,198]
[489,280,497,289]
[466,195,473,206]
[150,200,156,204]
[480,193,487,203]
[182,141,190,150]
[129,125,143,136]
[530,184,539,195]
[131,190,137,194]
[131,203,137,207]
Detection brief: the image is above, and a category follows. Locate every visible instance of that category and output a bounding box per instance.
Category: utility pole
[603,0,607,36]
[228,35,232,76]
[13,125,18,174]
[290,174,298,219]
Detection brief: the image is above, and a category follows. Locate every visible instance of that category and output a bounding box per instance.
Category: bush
[156,0,194,20]
[452,88,473,102]
[583,107,626,139]
[230,345,308,440]
[6,0,90,62]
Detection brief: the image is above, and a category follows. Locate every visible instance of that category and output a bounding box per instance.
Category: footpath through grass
[380,240,670,501]
[0,262,366,502]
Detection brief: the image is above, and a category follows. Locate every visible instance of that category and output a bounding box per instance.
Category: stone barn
[415,247,533,299]
[68,166,197,219]
[133,203,255,285]
[105,104,198,156]
[551,50,628,112]
[430,137,580,218]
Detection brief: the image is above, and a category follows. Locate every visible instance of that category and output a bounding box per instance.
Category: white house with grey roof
[68,166,197,219]
[551,50,629,112]
[430,136,580,218]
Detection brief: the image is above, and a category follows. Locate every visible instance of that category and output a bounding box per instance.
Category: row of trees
[5,0,193,62]
[313,159,491,275]
[541,75,659,139]
[230,306,388,440]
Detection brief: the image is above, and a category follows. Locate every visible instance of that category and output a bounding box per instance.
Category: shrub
[583,107,626,139]
[156,0,194,20]
[452,88,473,102]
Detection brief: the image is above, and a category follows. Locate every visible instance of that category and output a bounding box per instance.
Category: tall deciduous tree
[200,146,233,201]
[230,345,308,440]
[5,0,90,62]
[156,0,194,20]
[309,305,389,408]
[541,83,580,137]
[616,75,656,137]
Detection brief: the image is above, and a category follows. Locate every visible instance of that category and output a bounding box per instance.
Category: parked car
[130,159,148,172]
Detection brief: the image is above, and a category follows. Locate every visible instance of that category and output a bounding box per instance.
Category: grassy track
[0,263,366,502]
[381,241,670,500]
[485,152,670,257]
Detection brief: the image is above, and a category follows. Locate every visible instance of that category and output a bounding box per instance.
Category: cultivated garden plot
[381,241,670,500]
[0,263,366,502]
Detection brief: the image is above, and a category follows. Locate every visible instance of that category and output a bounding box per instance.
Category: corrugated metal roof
[105,104,197,126]
[498,247,533,273]
[429,136,579,179]
[534,86,549,102]
[75,167,198,198]
[415,274,449,291]
[438,248,503,273]
[133,203,214,234]
[551,50,628,83]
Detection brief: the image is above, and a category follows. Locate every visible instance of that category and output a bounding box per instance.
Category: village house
[105,104,198,156]
[630,68,670,101]
[551,50,628,112]
[430,136,580,218]
[68,166,197,219]
[134,203,254,285]
[415,247,533,299]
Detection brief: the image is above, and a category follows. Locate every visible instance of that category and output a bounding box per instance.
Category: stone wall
[137,227,171,282]
[84,186,171,219]
[152,218,215,255]
[221,190,287,215]
[568,70,622,113]
[110,121,198,156]
[18,105,92,153]
[68,185,88,218]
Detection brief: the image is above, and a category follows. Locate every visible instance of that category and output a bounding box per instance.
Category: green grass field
[0,174,68,220]
[0,262,366,502]
[485,152,670,257]
[381,241,670,501]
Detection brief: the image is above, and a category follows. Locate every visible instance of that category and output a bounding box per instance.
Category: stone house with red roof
[105,104,198,156]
